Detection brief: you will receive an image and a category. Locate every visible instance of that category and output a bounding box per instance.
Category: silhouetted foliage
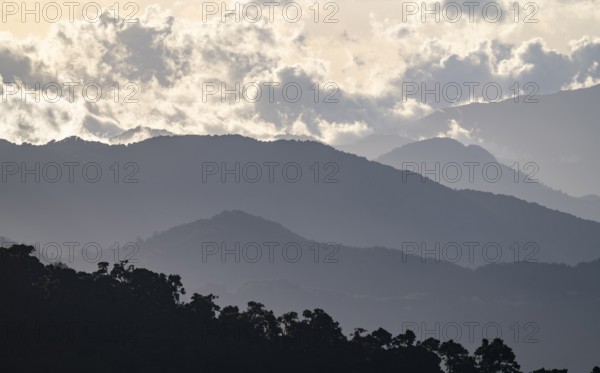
[0,245,594,373]
[475,338,521,373]
[440,340,478,373]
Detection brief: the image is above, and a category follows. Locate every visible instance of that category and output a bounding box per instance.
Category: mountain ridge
[378,137,600,222]
[1,134,599,266]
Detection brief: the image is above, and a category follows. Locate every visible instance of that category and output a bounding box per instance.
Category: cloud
[0,1,597,145]
[437,120,482,144]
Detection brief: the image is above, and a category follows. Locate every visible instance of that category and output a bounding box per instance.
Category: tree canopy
[0,245,594,373]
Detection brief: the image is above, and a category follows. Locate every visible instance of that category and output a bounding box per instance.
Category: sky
[0,0,599,145]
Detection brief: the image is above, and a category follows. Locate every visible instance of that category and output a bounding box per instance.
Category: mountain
[139,210,600,373]
[109,126,174,144]
[273,134,321,142]
[1,135,599,266]
[377,137,600,222]
[139,210,467,297]
[411,84,600,197]
[335,134,413,160]
[581,194,600,202]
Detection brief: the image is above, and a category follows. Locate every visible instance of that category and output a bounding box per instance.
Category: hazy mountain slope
[139,210,600,373]
[140,210,600,301]
[1,135,599,265]
[140,210,470,297]
[377,137,600,222]
[335,134,413,160]
[411,84,600,197]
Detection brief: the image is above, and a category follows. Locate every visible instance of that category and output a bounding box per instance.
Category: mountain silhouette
[1,135,599,266]
[378,137,600,222]
[412,85,600,197]
[109,125,175,144]
[336,134,413,160]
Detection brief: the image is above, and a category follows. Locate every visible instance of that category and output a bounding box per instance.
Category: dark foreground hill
[3,244,597,373]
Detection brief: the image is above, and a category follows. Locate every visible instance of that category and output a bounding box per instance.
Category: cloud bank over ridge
[0,0,598,145]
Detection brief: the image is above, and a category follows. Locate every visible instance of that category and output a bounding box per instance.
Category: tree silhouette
[0,245,592,373]
[393,329,417,347]
[440,340,478,373]
[475,338,522,373]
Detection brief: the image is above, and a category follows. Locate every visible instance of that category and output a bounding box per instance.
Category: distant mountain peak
[580,194,600,202]
[379,136,497,164]
[146,210,306,245]
[110,126,174,144]
[335,133,413,160]
[211,210,275,224]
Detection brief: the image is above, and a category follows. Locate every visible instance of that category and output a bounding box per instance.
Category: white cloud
[0,1,597,144]
[437,120,482,144]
